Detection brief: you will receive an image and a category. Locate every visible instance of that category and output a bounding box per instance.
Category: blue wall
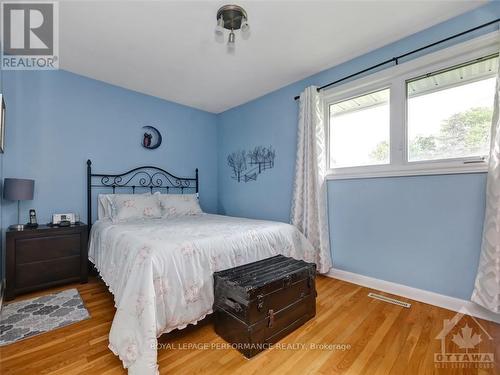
[217,3,500,300]
[1,70,218,278]
[329,174,486,299]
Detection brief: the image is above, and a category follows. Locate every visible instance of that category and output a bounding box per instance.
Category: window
[329,88,390,168]
[324,32,499,179]
[407,55,497,162]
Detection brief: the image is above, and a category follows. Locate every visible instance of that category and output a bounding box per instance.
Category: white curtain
[291,86,333,273]
[471,60,500,313]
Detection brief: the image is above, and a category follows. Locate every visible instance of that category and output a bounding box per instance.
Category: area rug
[0,288,90,346]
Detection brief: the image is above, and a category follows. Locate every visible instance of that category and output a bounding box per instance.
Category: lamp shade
[3,178,34,201]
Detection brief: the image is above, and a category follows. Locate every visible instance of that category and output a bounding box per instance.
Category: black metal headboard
[86,159,198,227]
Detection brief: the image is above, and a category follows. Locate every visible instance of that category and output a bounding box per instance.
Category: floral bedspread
[88,214,315,374]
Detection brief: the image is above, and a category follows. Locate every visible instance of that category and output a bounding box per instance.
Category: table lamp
[4,178,35,230]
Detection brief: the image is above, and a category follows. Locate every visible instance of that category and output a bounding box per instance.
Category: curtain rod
[293,18,500,101]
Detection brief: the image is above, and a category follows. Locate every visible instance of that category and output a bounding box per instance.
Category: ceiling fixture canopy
[215,4,250,51]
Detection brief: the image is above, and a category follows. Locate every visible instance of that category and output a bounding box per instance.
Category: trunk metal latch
[268,309,275,328]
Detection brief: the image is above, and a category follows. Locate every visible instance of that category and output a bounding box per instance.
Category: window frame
[323,31,499,180]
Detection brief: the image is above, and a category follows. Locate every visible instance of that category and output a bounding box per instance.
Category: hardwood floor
[1,276,499,374]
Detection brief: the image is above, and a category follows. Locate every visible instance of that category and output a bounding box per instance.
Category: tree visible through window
[406,56,496,162]
[370,106,493,162]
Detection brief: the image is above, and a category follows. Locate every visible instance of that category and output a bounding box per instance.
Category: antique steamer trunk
[213,255,316,358]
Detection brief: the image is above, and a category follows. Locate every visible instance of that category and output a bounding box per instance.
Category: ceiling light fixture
[214,4,250,51]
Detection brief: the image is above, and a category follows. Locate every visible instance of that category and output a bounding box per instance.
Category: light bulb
[227,30,236,53]
[241,17,250,33]
[228,30,236,46]
[215,16,224,35]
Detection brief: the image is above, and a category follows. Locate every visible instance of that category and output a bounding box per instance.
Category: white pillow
[98,193,150,220]
[156,193,202,218]
[98,194,114,219]
[108,194,162,222]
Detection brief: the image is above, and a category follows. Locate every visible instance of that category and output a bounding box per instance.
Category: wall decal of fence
[227,146,276,183]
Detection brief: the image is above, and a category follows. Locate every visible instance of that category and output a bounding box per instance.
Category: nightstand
[5,223,88,301]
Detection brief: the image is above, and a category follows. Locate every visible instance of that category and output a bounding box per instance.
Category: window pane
[329,88,390,168]
[407,56,497,162]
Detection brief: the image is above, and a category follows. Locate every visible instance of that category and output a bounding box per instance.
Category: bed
[86,160,315,374]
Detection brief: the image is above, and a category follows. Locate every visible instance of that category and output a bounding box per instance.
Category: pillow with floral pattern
[156,193,202,218]
[108,194,161,222]
[98,193,150,220]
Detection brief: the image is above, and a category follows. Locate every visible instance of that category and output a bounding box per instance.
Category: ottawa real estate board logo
[1,1,59,69]
[434,309,494,369]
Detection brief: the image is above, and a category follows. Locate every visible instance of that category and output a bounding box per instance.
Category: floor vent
[368,292,411,308]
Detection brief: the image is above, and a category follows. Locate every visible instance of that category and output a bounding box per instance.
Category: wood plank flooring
[0,276,499,374]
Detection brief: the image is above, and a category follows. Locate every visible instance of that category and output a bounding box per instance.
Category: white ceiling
[59,1,487,113]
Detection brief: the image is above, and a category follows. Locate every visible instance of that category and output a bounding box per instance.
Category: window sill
[325,163,487,181]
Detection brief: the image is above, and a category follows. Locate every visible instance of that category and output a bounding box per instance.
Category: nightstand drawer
[16,234,81,264]
[5,224,88,301]
[15,256,81,289]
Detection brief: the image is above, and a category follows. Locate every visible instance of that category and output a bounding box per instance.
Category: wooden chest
[213,255,316,358]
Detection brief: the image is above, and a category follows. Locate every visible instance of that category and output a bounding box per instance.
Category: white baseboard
[327,268,500,324]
